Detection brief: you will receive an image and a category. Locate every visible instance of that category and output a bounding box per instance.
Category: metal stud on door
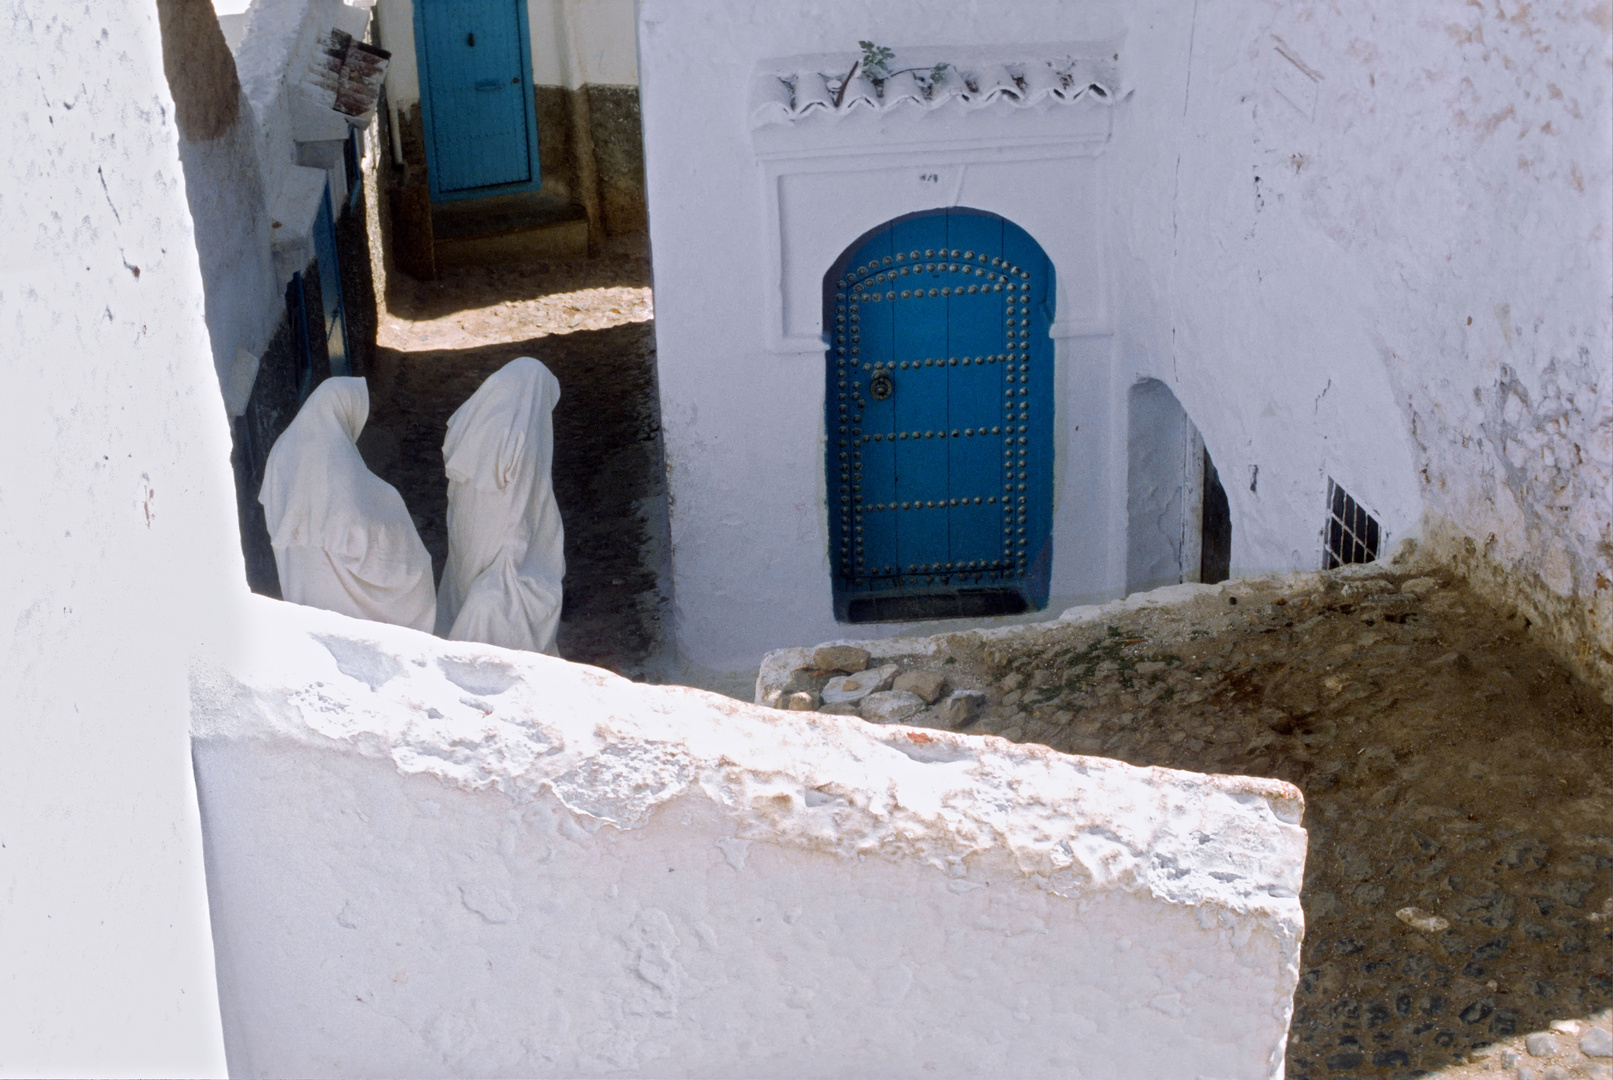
[825,208,1056,623]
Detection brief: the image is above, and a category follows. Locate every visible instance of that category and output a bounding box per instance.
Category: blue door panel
[826,208,1056,616]
[418,0,539,197]
[312,184,349,377]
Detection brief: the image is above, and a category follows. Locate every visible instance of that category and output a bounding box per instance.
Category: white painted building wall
[1111,0,1612,685]
[233,0,374,287]
[194,597,1306,1079]
[0,4,236,1072]
[638,0,1611,686]
[1,8,1308,1075]
[1127,379,1204,593]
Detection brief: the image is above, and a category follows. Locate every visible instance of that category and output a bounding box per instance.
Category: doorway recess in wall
[825,207,1056,623]
[1124,379,1229,591]
[1323,478,1379,568]
[1200,453,1230,584]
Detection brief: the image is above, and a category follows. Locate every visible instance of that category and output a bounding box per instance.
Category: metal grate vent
[1324,478,1379,569]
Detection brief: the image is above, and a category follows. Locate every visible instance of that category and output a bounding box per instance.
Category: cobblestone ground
[355,241,669,680]
[769,564,1612,1079]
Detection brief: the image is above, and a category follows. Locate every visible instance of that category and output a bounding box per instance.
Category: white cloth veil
[436,357,565,653]
[258,377,436,632]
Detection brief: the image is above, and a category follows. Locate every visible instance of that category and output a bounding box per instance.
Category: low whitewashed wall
[193,596,1307,1079]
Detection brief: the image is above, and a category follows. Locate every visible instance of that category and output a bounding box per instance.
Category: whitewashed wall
[641,3,1134,686]
[193,597,1306,1079]
[235,0,373,287]
[639,0,1611,687]
[0,3,237,1071]
[1115,0,1612,686]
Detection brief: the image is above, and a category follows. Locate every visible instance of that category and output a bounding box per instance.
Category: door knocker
[870,370,893,401]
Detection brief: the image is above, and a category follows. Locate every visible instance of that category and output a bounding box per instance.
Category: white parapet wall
[193,594,1307,1079]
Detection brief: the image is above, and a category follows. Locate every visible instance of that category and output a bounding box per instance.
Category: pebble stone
[937,690,985,727]
[860,689,924,725]
[1584,1026,1613,1058]
[821,664,897,704]
[892,669,948,705]
[1400,576,1441,597]
[1525,1032,1561,1057]
[812,645,871,673]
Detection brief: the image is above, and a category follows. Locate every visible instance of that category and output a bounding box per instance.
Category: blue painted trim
[414,0,543,204]
[286,271,315,404]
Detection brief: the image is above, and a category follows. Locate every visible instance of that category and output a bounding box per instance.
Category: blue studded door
[826,209,1055,623]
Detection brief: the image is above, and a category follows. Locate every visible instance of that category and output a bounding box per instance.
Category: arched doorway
[825,208,1055,623]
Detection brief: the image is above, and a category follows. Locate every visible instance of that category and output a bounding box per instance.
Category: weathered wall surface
[640,0,1610,689]
[0,3,237,1071]
[640,2,1139,686]
[160,0,282,396]
[1127,378,1202,593]
[193,597,1307,1079]
[1111,0,1612,690]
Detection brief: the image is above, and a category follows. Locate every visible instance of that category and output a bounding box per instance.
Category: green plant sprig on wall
[832,41,950,108]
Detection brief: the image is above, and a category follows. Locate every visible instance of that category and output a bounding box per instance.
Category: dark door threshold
[843,588,1029,625]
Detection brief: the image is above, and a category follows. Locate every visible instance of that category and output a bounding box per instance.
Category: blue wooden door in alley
[826,209,1056,623]
[312,184,349,376]
[416,0,540,200]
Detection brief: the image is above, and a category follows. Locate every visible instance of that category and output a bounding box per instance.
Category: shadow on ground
[357,318,668,681]
[382,250,649,323]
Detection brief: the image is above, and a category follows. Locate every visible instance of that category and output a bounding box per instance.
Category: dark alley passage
[356,246,668,681]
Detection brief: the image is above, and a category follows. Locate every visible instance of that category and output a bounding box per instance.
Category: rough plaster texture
[1109,0,1613,690]
[236,0,370,287]
[640,0,1612,687]
[640,2,1134,684]
[193,595,1306,1078]
[1127,377,1204,594]
[0,3,236,1071]
[160,0,282,400]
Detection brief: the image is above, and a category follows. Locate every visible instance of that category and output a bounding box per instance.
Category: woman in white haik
[437,357,565,654]
[258,377,436,632]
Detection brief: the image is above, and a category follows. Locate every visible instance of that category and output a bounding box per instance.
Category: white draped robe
[258,378,436,633]
[436,357,565,654]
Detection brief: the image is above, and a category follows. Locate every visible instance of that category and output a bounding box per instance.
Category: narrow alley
[355,241,669,682]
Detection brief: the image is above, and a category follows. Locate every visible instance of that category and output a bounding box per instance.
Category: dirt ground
[356,239,669,680]
[772,564,1613,1079]
[357,250,1609,1079]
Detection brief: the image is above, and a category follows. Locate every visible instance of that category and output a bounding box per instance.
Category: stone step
[431,189,589,267]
